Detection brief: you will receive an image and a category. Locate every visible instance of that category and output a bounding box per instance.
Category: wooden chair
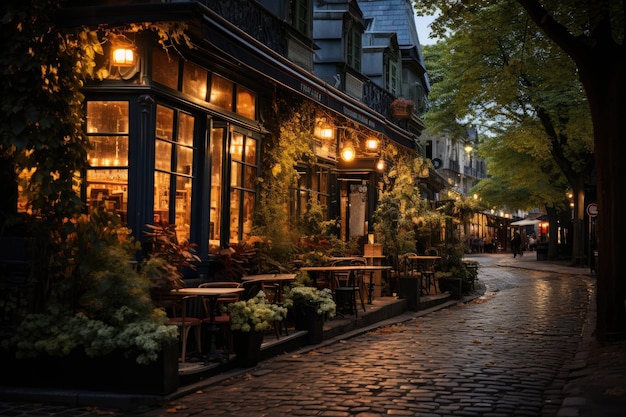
[332,258,366,318]
[198,282,242,355]
[420,250,439,295]
[154,293,202,363]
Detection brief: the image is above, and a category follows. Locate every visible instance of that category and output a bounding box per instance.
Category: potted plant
[283,286,336,344]
[390,98,414,118]
[142,223,201,293]
[3,209,181,395]
[225,291,287,366]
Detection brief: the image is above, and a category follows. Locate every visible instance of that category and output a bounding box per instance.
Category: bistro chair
[332,258,366,319]
[198,281,242,355]
[154,293,202,363]
[419,250,439,295]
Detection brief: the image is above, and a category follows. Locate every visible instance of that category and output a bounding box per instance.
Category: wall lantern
[464,143,474,155]
[340,141,355,161]
[314,118,334,140]
[376,157,385,171]
[112,46,135,66]
[365,136,379,150]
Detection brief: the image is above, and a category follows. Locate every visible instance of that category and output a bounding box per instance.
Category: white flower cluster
[226,291,288,332]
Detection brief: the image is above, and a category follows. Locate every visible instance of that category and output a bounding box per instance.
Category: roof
[357,0,430,89]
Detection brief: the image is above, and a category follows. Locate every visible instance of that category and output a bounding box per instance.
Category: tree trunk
[582,53,626,341]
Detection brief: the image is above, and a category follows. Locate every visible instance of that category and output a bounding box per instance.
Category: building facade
[59,0,443,274]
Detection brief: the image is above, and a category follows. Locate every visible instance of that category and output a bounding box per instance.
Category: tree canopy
[415,0,625,340]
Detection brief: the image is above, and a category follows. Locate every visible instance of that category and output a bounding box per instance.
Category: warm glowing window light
[113,48,135,66]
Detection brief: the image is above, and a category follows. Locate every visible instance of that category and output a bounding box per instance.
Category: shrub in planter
[284,286,336,344]
[1,209,180,394]
[225,291,287,366]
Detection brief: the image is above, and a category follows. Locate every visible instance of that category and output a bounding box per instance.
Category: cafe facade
[60,0,436,272]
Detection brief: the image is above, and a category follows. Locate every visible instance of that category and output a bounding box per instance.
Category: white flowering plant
[283,286,336,319]
[225,291,287,332]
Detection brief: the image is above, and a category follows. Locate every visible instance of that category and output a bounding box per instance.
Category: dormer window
[346,24,361,71]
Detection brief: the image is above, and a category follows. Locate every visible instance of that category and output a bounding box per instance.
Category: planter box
[233,330,264,367]
[438,277,463,300]
[397,275,420,311]
[293,302,325,345]
[0,340,179,395]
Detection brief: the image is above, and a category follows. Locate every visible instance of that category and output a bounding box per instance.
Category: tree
[416,0,625,340]
[421,4,594,261]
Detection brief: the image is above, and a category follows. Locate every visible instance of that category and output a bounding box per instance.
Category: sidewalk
[493,252,626,417]
[1,254,625,417]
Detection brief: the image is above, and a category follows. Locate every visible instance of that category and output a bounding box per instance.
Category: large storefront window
[154,105,195,242]
[229,131,257,244]
[85,101,129,220]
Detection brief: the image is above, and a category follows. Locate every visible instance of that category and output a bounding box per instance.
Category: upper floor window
[152,47,179,89]
[182,61,208,101]
[210,74,257,119]
[292,0,311,36]
[385,57,398,96]
[346,24,361,71]
[151,49,256,120]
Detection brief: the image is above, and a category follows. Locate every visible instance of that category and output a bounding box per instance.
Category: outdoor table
[241,273,297,303]
[406,255,441,294]
[299,265,391,304]
[171,287,244,360]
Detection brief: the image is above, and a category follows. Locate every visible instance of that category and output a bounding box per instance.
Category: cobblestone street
[0,255,599,416]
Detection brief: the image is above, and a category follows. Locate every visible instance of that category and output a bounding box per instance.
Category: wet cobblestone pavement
[2,254,624,417]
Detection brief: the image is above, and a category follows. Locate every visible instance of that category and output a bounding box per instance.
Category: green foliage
[142,222,201,289]
[418,1,594,219]
[253,95,319,264]
[283,286,336,318]
[225,291,287,332]
[373,150,442,258]
[5,211,178,364]
[1,0,90,221]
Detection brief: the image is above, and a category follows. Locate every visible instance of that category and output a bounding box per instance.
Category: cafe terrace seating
[198,281,242,355]
[153,293,202,363]
[420,249,440,295]
[332,258,367,318]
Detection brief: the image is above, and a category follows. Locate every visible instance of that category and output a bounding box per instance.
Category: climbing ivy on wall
[253,92,320,261]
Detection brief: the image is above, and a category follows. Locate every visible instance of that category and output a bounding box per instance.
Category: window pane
[178,112,194,147]
[177,146,193,175]
[230,132,244,160]
[231,161,241,187]
[154,171,171,222]
[86,101,128,133]
[182,61,208,101]
[236,86,256,119]
[244,137,256,164]
[156,105,174,140]
[155,140,172,171]
[229,190,240,243]
[175,178,192,242]
[210,74,233,111]
[242,191,255,240]
[152,47,179,90]
[244,165,256,189]
[88,136,128,167]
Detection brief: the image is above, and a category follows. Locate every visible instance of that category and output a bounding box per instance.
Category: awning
[200,11,417,149]
[510,219,541,226]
